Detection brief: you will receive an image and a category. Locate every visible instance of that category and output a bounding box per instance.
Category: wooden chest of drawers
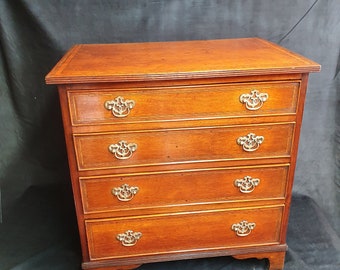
[46,38,320,270]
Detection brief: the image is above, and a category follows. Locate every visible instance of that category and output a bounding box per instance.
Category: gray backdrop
[0,1,339,269]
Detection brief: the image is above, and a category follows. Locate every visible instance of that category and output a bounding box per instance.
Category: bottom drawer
[86,206,283,260]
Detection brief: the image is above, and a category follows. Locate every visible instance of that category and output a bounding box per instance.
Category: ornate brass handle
[104,96,135,118]
[112,184,139,201]
[237,133,264,152]
[234,176,260,193]
[116,230,142,247]
[231,220,256,237]
[239,89,269,110]
[108,140,137,160]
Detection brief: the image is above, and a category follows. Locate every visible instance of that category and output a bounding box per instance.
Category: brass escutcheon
[104,96,135,117]
[112,184,139,202]
[234,176,260,193]
[116,230,142,247]
[108,140,137,160]
[231,220,256,237]
[239,89,269,110]
[237,133,264,152]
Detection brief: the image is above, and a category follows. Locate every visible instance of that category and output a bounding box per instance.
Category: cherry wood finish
[90,265,141,270]
[233,251,286,270]
[73,123,294,171]
[80,165,288,215]
[68,81,299,126]
[86,206,283,260]
[45,38,320,84]
[46,38,320,270]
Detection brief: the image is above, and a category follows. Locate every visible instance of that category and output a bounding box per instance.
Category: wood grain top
[46,38,320,84]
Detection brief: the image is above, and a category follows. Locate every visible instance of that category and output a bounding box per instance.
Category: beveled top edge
[46,38,320,85]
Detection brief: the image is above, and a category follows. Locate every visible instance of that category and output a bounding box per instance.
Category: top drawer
[68,81,299,126]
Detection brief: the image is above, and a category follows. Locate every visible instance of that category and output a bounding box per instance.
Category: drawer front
[86,206,283,260]
[80,165,288,214]
[74,123,294,171]
[68,82,299,126]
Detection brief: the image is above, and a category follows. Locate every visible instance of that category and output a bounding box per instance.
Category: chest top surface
[45,38,320,85]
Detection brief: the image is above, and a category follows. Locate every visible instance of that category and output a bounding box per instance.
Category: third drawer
[80,165,288,214]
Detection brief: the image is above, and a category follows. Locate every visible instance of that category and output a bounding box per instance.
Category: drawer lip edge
[79,162,291,179]
[82,198,286,217]
[87,242,282,262]
[81,243,288,268]
[76,156,292,172]
[70,113,298,128]
[84,204,284,223]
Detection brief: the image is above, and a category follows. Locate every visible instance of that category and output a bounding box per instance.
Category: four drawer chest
[46,38,320,270]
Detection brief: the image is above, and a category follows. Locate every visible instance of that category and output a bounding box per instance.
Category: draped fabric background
[0,1,339,269]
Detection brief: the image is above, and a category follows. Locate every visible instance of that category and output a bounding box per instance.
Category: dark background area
[0,1,339,269]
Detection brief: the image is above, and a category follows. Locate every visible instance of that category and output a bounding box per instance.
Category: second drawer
[74,123,294,171]
[80,165,288,214]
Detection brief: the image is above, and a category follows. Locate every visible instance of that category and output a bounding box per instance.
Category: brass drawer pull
[108,140,137,160]
[237,133,264,152]
[239,89,269,110]
[104,96,135,118]
[112,184,139,201]
[116,230,142,247]
[231,220,256,237]
[234,176,260,193]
